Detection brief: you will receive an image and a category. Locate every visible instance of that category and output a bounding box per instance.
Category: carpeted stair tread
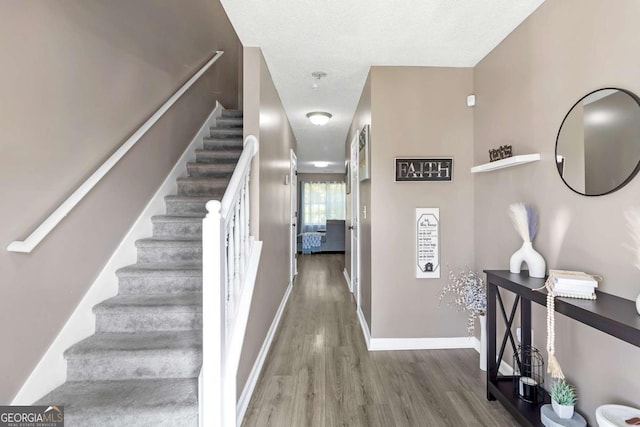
[37,378,198,426]
[151,215,203,224]
[209,127,242,138]
[135,238,201,246]
[187,162,236,177]
[176,176,229,185]
[202,137,243,151]
[221,109,243,118]
[65,330,201,357]
[216,117,243,128]
[116,262,203,277]
[94,293,202,313]
[194,149,241,163]
[94,294,202,332]
[176,176,230,197]
[164,195,218,217]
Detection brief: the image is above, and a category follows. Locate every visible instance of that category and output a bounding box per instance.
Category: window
[300,181,346,232]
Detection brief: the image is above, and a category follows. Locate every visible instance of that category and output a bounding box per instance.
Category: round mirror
[555,88,640,196]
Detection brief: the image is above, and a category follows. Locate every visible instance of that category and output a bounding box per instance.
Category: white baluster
[246,172,251,259]
[226,219,235,340]
[234,202,241,298]
[239,184,246,278]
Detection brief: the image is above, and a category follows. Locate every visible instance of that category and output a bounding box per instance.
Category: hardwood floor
[242,253,517,427]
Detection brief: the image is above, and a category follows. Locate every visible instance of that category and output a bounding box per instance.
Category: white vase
[552,399,575,419]
[510,241,546,278]
[479,314,487,371]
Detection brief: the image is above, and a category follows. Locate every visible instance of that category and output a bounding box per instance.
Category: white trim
[470,337,514,375]
[357,306,371,350]
[368,336,476,351]
[343,268,352,293]
[7,51,224,253]
[11,103,224,405]
[236,282,293,424]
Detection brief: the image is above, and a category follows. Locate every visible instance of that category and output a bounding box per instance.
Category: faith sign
[395,158,453,182]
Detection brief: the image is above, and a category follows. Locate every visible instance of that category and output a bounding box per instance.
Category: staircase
[38,109,244,426]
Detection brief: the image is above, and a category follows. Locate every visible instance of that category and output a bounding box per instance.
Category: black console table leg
[487,280,497,401]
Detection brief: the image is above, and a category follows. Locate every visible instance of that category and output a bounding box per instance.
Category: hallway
[242,254,516,426]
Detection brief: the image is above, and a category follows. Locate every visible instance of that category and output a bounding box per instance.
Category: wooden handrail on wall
[7,50,225,253]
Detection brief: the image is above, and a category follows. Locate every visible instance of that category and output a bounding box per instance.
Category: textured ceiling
[221,0,545,173]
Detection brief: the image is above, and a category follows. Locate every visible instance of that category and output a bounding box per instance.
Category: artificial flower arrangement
[439,268,487,335]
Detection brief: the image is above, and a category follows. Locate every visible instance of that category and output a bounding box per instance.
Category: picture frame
[358,124,370,182]
[394,157,453,182]
[345,160,351,194]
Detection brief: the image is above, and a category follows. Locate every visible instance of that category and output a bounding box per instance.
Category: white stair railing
[201,134,262,427]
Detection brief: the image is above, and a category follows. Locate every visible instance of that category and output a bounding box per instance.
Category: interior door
[350,131,360,306]
[290,150,298,284]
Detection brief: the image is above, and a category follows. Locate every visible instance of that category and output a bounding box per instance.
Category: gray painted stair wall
[37,109,243,426]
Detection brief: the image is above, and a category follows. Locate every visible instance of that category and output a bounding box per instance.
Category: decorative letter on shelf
[416,208,440,278]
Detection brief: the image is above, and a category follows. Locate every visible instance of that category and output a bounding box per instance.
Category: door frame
[350,130,361,308]
[290,149,298,284]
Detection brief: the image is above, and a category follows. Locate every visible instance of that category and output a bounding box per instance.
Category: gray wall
[474,0,640,423]
[369,67,474,338]
[0,0,241,403]
[237,47,297,396]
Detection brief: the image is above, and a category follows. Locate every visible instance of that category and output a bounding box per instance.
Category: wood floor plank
[241,254,516,427]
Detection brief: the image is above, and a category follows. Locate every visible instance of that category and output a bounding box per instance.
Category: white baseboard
[368,336,476,351]
[236,281,293,424]
[355,306,475,352]
[357,306,371,350]
[11,103,224,405]
[342,268,351,293]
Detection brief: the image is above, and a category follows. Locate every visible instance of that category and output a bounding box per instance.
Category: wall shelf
[470,154,540,173]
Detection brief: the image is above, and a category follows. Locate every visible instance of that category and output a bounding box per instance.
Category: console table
[484,270,640,426]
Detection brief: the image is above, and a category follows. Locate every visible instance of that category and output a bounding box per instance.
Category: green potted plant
[551,379,577,419]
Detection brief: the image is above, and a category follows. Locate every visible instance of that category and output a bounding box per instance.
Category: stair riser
[187,164,234,178]
[215,118,243,128]
[66,350,201,381]
[117,276,202,295]
[153,221,202,239]
[195,152,241,164]
[209,128,242,138]
[64,409,197,427]
[177,181,227,196]
[202,140,243,151]
[221,110,243,118]
[95,312,202,333]
[137,245,202,264]
[165,201,208,217]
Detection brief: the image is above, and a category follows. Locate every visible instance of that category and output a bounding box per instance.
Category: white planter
[478,314,487,371]
[510,241,546,278]
[552,399,575,419]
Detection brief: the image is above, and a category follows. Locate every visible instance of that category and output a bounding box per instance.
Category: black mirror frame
[555,87,640,197]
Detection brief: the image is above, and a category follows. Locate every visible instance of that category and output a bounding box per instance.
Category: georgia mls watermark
[0,406,64,427]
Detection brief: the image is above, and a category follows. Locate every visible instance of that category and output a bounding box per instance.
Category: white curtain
[300,181,346,232]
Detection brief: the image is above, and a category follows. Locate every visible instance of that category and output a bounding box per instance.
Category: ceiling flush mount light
[313,161,330,168]
[306,111,332,126]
